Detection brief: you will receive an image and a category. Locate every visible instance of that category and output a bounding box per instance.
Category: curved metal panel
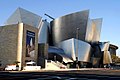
[103,51,112,64]
[38,20,49,43]
[58,38,91,62]
[91,18,102,42]
[48,46,65,54]
[50,10,89,46]
[99,42,110,51]
[85,18,102,42]
[48,46,73,63]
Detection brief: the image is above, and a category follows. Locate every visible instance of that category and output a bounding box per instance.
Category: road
[1,69,120,80]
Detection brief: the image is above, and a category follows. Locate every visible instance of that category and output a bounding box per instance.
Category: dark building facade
[109,44,118,55]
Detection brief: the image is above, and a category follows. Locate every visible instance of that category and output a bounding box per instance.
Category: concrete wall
[37,43,48,68]
[22,23,38,68]
[0,23,38,69]
[0,24,18,67]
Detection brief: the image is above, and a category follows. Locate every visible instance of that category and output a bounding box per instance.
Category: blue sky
[0,0,120,56]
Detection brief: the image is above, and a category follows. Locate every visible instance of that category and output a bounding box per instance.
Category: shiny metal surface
[51,10,89,45]
[99,42,110,51]
[91,18,102,42]
[99,42,112,64]
[5,7,42,28]
[85,18,102,42]
[103,51,112,64]
[48,46,73,63]
[38,20,49,43]
[58,38,91,62]
[48,46,65,54]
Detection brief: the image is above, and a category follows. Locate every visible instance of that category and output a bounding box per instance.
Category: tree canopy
[111,54,120,63]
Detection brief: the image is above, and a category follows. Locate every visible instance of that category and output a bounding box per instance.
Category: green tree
[111,54,120,63]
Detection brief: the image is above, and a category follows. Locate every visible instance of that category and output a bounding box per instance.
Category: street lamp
[54,55,56,62]
[76,28,79,69]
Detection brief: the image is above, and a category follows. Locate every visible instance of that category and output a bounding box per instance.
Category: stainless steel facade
[5,7,42,28]
[2,8,117,68]
[5,8,50,44]
[99,42,110,51]
[86,18,102,42]
[58,38,91,62]
[103,51,112,64]
[50,10,89,46]
[38,20,49,43]
[50,10,103,46]
[48,46,73,63]
[99,42,112,64]
[91,19,102,42]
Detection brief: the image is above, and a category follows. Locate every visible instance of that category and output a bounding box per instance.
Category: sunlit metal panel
[50,10,89,46]
[38,20,49,43]
[103,51,112,64]
[85,18,102,42]
[58,38,91,62]
[48,47,73,63]
[99,42,110,51]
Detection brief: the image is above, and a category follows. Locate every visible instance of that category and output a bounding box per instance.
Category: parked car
[23,61,41,71]
[5,65,19,71]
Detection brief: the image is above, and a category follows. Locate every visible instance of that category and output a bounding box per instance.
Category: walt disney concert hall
[0,8,118,70]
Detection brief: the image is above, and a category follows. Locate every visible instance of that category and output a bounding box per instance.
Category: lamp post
[54,55,56,62]
[76,28,79,69]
